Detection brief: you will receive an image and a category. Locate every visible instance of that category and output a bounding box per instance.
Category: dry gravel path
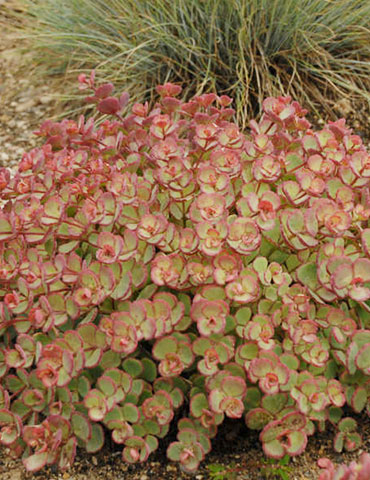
[0,0,59,174]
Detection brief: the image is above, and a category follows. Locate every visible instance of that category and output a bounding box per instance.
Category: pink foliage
[0,73,369,474]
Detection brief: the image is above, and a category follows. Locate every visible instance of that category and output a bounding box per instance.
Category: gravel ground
[0,0,61,175]
[0,413,369,480]
[0,1,369,479]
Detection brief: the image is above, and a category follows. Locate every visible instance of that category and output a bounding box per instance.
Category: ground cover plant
[206,453,370,479]
[0,73,369,475]
[12,0,370,125]
[318,452,370,479]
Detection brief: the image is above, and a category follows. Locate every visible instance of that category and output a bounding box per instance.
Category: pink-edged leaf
[262,438,285,459]
[356,344,370,373]
[245,408,273,430]
[23,452,48,472]
[351,387,367,413]
[284,430,307,456]
[71,412,92,441]
[58,437,77,471]
[221,376,246,398]
[361,229,370,256]
[208,389,225,413]
[0,217,14,241]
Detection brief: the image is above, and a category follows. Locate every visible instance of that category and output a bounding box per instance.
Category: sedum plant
[318,453,370,480]
[0,72,369,473]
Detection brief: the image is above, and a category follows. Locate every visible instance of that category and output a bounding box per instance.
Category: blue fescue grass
[11,0,370,125]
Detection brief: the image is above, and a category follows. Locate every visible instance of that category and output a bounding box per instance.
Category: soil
[0,0,65,174]
[0,1,369,479]
[0,413,369,480]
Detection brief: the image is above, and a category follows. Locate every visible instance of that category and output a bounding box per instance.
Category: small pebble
[15,99,36,113]
[39,95,53,104]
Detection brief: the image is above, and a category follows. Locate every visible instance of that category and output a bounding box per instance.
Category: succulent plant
[318,452,370,480]
[0,72,369,473]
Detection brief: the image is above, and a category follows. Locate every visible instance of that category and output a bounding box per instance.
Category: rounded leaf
[23,452,48,472]
[71,412,91,442]
[85,423,104,453]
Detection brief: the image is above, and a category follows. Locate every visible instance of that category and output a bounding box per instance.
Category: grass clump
[12,0,370,124]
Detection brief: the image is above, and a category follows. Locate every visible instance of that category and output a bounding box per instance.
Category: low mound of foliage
[0,73,369,474]
[12,0,370,124]
[318,452,370,480]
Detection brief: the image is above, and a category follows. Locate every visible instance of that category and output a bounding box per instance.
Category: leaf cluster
[318,452,370,480]
[0,74,369,473]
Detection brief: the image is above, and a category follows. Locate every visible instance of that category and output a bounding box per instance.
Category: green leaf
[122,403,140,423]
[85,423,104,453]
[328,406,343,424]
[97,376,116,397]
[356,343,370,372]
[0,218,13,241]
[280,454,291,466]
[351,387,367,413]
[132,424,146,437]
[269,249,289,264]
[263,438,285,459]
[145,434,158,453]
[345,432,362,451]
[338,417,357,433]
[169,202,183,220]
[334,432,344,452]
[122,358,143,378]
[10,400,31,417]
[100,350,121,369]
[280,354,299,371]
[58,240,79,253]
[142,419,160,436]
[174,315,192,332]
[224,315,236,334]
[285,430,306,455]
[190,393,208,418]
[167,442,182,461]
[262,393,287,415]
[111,273,131,300]
[5,376,25,393]
[253,256,268,273]
[141,358,157,382]
[153,336,177,359]
[285,153,303,172]
[244,387,262,409]
[104,406,123,424]
[23,452,48,472]
[131,379,144,397]
[71,412,91,441]
[245,408,273,430]
[235,307,252,325]
[137,283,158,300]
[296,263,318,290]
